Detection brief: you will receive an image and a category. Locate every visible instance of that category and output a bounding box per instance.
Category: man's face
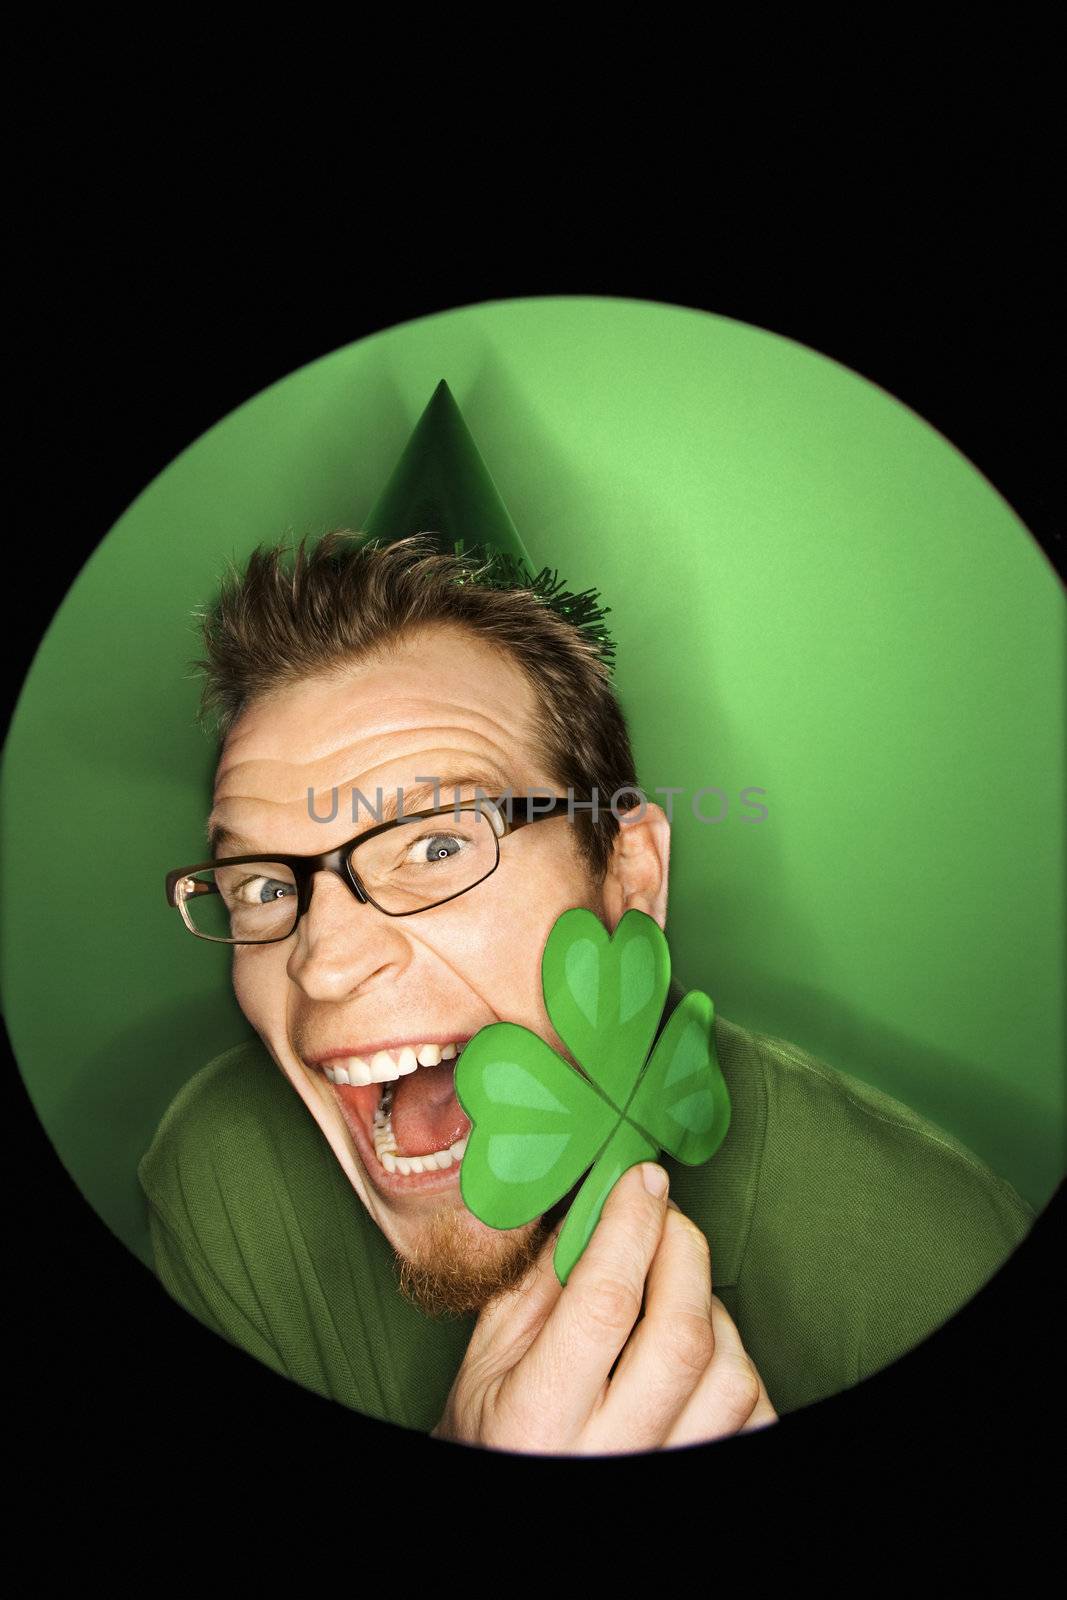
[207,623,611,1313]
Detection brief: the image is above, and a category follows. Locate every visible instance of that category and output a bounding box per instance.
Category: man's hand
[431,1163,778,1453]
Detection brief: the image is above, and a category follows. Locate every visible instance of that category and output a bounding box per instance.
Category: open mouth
[312,1038,474,1187]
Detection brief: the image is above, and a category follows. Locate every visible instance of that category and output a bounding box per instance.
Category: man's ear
[600,800,671,932]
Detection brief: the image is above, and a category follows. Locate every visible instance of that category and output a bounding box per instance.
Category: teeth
[366,1094,469,1176]
[324,1039,466,1084]
[322,1040,470,1176]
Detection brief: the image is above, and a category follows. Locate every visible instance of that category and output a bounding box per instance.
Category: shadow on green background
[1,297,1063,1270]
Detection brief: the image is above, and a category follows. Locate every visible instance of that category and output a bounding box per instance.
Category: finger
[738,1372,779,1434]
[665,1294,778,1447]
[515,1162,670,1441]
[590,1204,715,1452]
[735,1324,779,1434]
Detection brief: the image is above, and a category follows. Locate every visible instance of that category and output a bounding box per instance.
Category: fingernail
[642,1162,668,1198]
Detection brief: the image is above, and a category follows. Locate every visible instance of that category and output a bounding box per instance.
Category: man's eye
[233,876,296,904]
[406,832,467,865]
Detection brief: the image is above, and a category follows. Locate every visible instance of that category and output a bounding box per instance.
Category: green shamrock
[453,907,732,1285]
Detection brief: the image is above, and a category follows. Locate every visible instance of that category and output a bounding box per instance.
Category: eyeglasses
[165,794,574,944]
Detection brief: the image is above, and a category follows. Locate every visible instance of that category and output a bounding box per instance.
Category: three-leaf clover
[453,907,732,1285]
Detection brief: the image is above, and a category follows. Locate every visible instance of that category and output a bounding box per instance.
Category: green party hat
[364,378,531,565]
[363,380,616,669]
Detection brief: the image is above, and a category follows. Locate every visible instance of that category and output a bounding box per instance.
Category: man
[140,393,1033,1453]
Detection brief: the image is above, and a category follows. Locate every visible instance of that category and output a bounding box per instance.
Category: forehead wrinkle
[231,644,535,738]
[282,696,535,768]
[214,734,518,806]
[208,744,541,855]
[214,710,537,800]
[217,696,535,776]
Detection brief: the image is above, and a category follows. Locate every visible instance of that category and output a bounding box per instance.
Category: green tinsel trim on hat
[449,538,616,672]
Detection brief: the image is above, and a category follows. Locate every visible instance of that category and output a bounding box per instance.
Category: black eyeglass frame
[165,794,575,944]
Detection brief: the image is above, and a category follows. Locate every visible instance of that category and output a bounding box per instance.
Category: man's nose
[285,871,409,1002]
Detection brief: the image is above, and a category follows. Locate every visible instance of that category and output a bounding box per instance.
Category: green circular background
[2,296,1063,1273]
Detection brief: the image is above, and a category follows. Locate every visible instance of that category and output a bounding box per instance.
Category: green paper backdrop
[1,297,1063,1273]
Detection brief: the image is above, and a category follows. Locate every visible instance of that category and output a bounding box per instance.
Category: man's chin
[391,1204,552,1319]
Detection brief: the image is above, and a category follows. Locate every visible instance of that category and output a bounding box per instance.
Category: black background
[6,130,1063,1520]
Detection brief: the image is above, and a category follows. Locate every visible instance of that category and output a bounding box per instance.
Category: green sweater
[137,1002,1034,1434]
